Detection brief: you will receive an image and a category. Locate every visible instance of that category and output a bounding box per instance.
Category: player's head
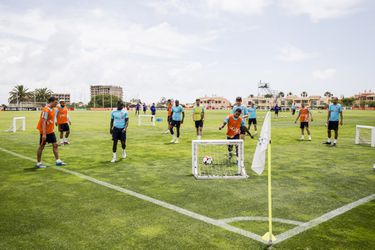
[59,99,65,107]
[234,108,242,118]
[235,97,242,105]
[175,100,179,106]
[332,97,338,104]
[196,98,200,105]
[250,102,254,107]
[117,100,124,110]
[48,97,58,107]
[301,102,305,108]
[167,99,171,104]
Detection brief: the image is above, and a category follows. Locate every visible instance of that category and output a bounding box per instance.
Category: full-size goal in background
[137,115,155,126]
[192,139,248,179]
[355,125,375,147]
[6,117,26,133]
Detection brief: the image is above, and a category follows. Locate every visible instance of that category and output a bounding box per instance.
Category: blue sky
[0,0,374,104]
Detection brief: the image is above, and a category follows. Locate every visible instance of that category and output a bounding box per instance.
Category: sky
[0,0,374,104]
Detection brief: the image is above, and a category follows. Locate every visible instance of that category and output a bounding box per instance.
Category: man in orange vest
[36,97,66,168]
[219,108,246,158]
[294,102,313,141]
[164,99,173,134]
[56,99,72,145]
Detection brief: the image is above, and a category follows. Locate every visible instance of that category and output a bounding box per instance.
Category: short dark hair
[236,97,242,101]
[235,108,242,113]
[48,96,57,103]
[117,100,124,106]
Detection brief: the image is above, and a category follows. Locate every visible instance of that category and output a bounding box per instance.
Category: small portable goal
[6,117,26,133]
[137,115,155,126]
[192,139,248,180]
[355,125,375,147]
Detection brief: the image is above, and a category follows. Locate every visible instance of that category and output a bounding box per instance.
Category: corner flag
[251,111,271,175]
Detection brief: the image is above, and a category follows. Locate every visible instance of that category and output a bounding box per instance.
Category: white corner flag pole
[262,112,276,244]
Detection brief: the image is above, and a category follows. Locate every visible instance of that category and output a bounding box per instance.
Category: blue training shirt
[111,109,128,129]
[329,104,342,121]
[172,105,184,121]
[231,105,248,117]
[247,107,257,119]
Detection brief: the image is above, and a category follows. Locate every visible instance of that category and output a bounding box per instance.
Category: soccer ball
[203,156,213,165]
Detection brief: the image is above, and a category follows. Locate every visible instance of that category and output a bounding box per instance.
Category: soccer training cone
[262,232,276,242]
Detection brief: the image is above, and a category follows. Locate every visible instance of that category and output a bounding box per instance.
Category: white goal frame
[355,125,375,147]
[137,115,155,126]
[6,116,26,133]
[192,139,248,180]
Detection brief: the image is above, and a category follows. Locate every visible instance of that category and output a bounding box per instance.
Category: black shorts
[227,134,240,140]
[195,120,203,128]
[167,116,172,124]
[248,118,257,125]
[300,122,309,129]
[292,109,296,115]
[112,127,127,141]
[171,120,181,128]
[328,121,339,131]
[58,123,70,132]
[240,126,245,135]
[39,133,57,145]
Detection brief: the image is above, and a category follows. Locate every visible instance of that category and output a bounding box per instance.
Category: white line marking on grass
[220,216,304,226]
[0,147,264,243]
[273,193,375,245]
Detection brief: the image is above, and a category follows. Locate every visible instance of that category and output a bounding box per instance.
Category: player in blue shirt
[323,97,343,146]
[110,101,129,162]
[169,100,185,144]
[150,103,156,122]
[291,102,296,115]
[135,102,140,116]
[231,97,248,139]
[247,102,258,135]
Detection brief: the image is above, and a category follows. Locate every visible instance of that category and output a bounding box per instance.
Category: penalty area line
[0,147,264,244]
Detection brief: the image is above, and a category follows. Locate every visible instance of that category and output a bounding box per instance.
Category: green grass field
[0,109,374,249]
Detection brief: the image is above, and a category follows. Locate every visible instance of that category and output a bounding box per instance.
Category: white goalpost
[6,117,26,133]
[355,125,375,147]
[192,139,248,179]
[137,115,155,126]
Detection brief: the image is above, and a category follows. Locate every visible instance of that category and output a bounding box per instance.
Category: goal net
[137,115,155,126]
[355,125,375,147]
[192,139,248,179]
[6,117,26,133]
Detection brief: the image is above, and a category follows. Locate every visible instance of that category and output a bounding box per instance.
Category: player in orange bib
[55,99,72,145]
[36,97,66,168]
[294,103,313,141]
[219,108,252,159]
[164,99,173,134]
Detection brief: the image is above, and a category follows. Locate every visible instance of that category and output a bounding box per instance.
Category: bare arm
[181,111,185,123]
[310,110,313,121]
[219,122,227,130]
[295,113,300,123]
[110,119,114,134]
[123,118,129,132]
[340,112,343,125]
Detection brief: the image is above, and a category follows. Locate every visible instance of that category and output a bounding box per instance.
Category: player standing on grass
[323,97,343,146]
[143,103,147,114]
[247,102,258,135]
[274,104,280,118]
[164,99,173,134]
[294,103,313,141]
[110,101,129,163]
[150,103,156,122]
[291,102,296,115]
[135,102,140,116]
[36,97,66,168]
[55,99,71,145]
[219,108,245,158]
[231,97,248,139]
[170,100,184,144]
[192,98,205,140]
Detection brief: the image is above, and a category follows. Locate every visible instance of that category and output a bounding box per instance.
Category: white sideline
[220,216,304,226]
[273,193,375,245]
[1,146,374,246]
[0,147,263,243]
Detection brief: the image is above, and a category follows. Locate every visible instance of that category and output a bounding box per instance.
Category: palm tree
[324,91,333,98]
[34,88,53,102]
[301,91,308,97]
[249,94,254,98]
[278,92,285,98]
[287,92,293,96]
[8,85,32,104]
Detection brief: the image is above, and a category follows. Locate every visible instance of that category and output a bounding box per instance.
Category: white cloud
[279,0,364,22]
[313,68,337,80]
[276,45,317,62]
[206,0,270,15]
